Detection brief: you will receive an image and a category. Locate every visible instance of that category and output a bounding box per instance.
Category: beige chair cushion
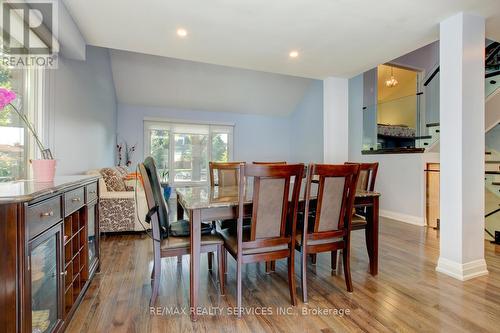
[254,178,285,238]
[357,169,369,190]
[295,233,343,246]
[317,177,345,232]
[351,214,367,229]
[219,228,288,255]
[217,169,238,186]
[160,233,223,250]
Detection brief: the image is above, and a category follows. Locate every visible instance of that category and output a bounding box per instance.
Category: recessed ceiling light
[289,50,299,58]
[177,28,188,37]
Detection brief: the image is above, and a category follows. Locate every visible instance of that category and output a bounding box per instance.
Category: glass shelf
[31,235,58,333]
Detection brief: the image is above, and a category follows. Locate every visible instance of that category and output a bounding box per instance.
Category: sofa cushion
[115,166,129,177]
[100,167,127,192]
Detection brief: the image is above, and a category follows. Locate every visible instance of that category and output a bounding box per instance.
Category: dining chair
[252,161,286,272]
[345,162,378,192]
[252,161,287,165]
[209,161,243,186]
[336,162,379,270]
[139,158,225,306]
[219,163,304,315]
[296,163,360,302]
[344,162,378,228]
[314,162,379,267]
[209,162,248,232]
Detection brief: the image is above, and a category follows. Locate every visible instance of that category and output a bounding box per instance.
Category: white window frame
[1,27,46,181]
[0,65,45,181]
[25,67,46,170]
[144,119,234,187]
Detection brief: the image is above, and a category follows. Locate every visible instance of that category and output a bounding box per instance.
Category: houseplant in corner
[0,87,55,182]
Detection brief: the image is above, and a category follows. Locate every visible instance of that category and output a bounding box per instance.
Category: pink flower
[0,87,17,110]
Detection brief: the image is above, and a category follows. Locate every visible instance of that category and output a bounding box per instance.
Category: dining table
[176,182,380,321]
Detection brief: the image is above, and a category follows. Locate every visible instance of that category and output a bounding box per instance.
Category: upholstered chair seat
[160,233,223,250]
[351,214,368,230]
[219,227,288,255]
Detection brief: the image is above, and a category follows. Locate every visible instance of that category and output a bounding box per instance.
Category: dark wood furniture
[297,164,360,302]
[0,176,100,333]
[341,162,379,268]
[251,161,287,272]
[219,163,304,315]
[139,161,225,306]
[176,182,380,321]
[345,162,379,227]
[346,162,378,193]
[209,161,243,186]
[209,162,246,232]
[252,161,287,165]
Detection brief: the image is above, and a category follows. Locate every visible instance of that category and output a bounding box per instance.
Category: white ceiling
[64,0,500,79]
[109,49,315,115]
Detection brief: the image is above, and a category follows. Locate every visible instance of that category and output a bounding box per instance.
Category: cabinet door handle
[40,211,54,217]
[61,271,68,276]
[71,197,81,202]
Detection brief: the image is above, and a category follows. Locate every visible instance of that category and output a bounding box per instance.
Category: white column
[436,13,488,280]
[323,77,349,163]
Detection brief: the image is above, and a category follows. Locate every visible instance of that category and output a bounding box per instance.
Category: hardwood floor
[66,218,500,333]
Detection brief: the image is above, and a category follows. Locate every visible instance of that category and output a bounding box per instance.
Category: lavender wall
[116,82,324,167]
[392,41,439,76]
[52,46,117,175]
[117,104,293,166]
[289,80,324,163]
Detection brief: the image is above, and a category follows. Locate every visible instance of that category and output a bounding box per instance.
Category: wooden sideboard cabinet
[0,176,101,333]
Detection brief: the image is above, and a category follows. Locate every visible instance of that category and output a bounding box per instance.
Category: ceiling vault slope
[64,0,500,79]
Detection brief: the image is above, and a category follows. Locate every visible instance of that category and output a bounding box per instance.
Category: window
[144,121,234,186]
[0,50,44,182]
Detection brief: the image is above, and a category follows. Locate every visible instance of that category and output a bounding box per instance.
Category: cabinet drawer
[27,196,62,239]
[86,182,98,203]
[65,187,85,216]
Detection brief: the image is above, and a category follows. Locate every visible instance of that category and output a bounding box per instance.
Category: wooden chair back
[303,164,360,240]
[237,163,304,253]
[345,162,378,191]
[209,161,244,186]
[252,161,287,165]
[138,162,162,243]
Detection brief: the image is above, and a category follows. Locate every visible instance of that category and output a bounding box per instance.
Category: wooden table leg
[177,196,184,220]
[366,197,379,276]
[190,209,201,321]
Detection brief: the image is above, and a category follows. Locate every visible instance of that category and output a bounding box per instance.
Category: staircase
[421,42,500,241]
[485,140,500,241]
[415,123,440,149]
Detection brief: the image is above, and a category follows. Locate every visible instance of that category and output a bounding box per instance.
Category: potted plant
[160,169,171,200]
[0,87,55,182]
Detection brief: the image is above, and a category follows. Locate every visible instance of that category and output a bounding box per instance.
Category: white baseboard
[436,257,488,281]
[379,209,425,226]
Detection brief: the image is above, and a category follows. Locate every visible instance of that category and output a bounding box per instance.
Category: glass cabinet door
[29,224,62,333]
[87,203,97,269]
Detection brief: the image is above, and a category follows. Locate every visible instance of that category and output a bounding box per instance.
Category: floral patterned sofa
[87,166,149,232]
